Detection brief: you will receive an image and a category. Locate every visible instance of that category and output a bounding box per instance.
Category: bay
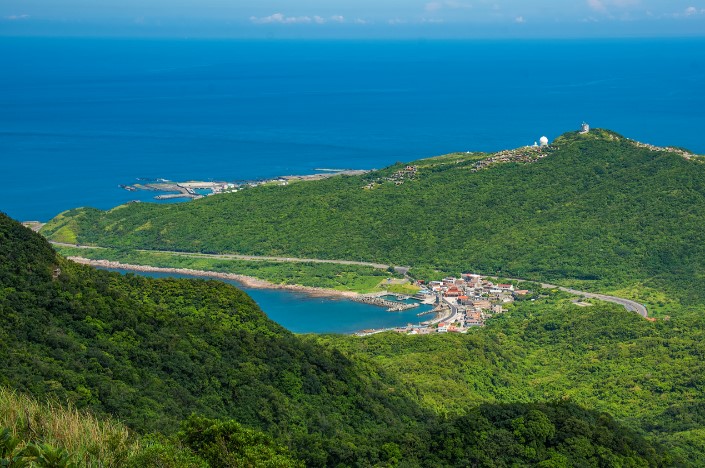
[107,268,433,334]
[3,37,703,333]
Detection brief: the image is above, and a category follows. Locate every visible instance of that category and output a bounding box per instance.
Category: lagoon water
[109,269,432,334]
[2,37,704,332]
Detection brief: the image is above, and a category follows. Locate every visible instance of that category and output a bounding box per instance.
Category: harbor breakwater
[352,294,421,312]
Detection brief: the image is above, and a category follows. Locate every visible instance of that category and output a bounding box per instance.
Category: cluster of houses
[357,273,531,336]
[470,146,552,173]
[363,165,418,189]
[352,274,532,336]
[420,274,529,332]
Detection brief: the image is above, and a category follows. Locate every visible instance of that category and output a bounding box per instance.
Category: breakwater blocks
[352,295,420,312]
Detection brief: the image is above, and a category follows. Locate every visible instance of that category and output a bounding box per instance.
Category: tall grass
[0,387,139,467]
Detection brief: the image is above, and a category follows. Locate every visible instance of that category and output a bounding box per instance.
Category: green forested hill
[1,213,675,466]
[42,129,705,306]
[326,295,705,464]
[1,212,427,465]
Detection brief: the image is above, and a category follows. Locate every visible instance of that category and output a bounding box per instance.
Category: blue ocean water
[1,38,704,222]
[108,269,431,334]
[2,37,704,333]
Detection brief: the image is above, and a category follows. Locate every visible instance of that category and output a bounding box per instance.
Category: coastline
[67,256,361,300]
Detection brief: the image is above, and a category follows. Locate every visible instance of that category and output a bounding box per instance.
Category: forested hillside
[0,212,426,465]
[1,213,675,466]
[326,295,705,464]
[42,129,705,307]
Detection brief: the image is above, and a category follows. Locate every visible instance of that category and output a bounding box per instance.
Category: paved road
[499,275,648,318]
[546,284,648,318]
[49,241,390,270]
[51,242,106,249]
[145,250,391,270]
[50,241,647,318]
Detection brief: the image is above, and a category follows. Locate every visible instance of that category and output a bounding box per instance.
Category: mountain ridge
[41,128,705,311]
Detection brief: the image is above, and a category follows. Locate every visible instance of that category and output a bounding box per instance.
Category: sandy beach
[67,256,361,300]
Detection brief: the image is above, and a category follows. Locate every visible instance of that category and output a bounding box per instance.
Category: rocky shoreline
[67,257,361,300]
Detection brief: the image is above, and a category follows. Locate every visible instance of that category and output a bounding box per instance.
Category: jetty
[352,294,420,312]
[417,306,443,317]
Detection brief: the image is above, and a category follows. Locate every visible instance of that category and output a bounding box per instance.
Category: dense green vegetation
[12,128,705,465]
[1,386,299,467]
[53,245,400,293]
[42,129,705,310]
[2,213,679,465]
[325,294,705,464]
[0,213,429,465]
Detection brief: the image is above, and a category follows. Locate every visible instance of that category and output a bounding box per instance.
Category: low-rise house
[465,311,483,327]
[473,300,492,310]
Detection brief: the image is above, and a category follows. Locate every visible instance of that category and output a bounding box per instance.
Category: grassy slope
[0,386,305,467]
[0,386,141,466]
[42,129,705,311]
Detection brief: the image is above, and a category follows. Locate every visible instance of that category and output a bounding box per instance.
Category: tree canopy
[42,129,705,307]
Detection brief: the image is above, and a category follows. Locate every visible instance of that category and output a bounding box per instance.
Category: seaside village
[355,273,532,336]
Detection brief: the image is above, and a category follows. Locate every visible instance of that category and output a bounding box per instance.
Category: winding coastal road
[49,241,648,318]
[49,242,391,269]
[545,284,648,318]
[152,251,392,270]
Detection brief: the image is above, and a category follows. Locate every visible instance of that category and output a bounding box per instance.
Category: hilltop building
[540,136,549,147]
[580,122,590,134]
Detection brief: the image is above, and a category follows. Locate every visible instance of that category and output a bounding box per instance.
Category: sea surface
[108,269,432,334]
[2,38,705,222]
[2,37,704,333]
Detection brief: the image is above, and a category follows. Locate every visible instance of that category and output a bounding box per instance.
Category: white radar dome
[539,136,549,146]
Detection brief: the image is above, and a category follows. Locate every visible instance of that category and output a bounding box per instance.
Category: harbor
[351,292,421,312]
[120,170,371,201]
[96,266,432,334]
